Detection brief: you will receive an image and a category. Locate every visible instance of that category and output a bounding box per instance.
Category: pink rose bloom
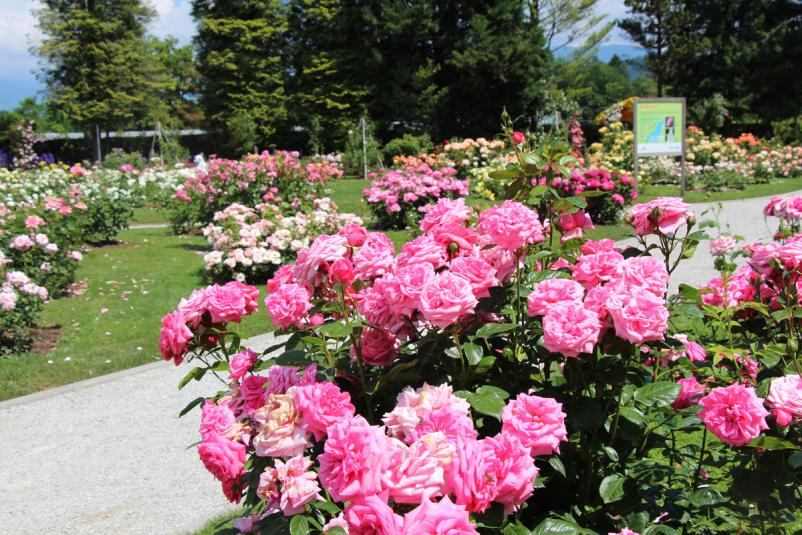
[611,256,669,297]
[294,381,355,440]
[478,200,545,250]
[394,263,435,312]
[200,400,237,440]
[673,377,706,409]
[611,193,625,205]
[402,496,479,534]
[353,327,398,366]
[420,197,472,234]
[69,164,88,176]
[484,432,539,514]
[59,205,72,216]
[275,455,323,515]
[607,288,669,344]
[265,283,312,329]
[25,215,45,229]
[352,232,396,280]
[240,375,268,415]
[344,495,403,535]
[294,234,348,282]
[386,434,450,504]
[383,383,474,444]
[581,239,618,255]
[443,438,499,513]
[323,514,349,533]
[338,223,369,247]
[396,234,447,269]
[178,288,209,328]
[414,405,478,444]
[226,281,259,314]
[501,392,567,456]
[481,245,520,283]
[571,251,625,288]
[627,197,693,236]
[511,131,526,145]
[198,434,246,482]
[267,264,296,293]
[557,211,594,242]
[11,235,33,251]
[609,530,641,535]
[205,283,247,323]
[710,236,737,257]
[159,311,193,365]
[252,392,311,458]
[767,375,802,427]
[449,255,499,298]
[420,272,478,328]
[527,278,584,316]
[229,348,258,381]
[672,334,707,361]
[542,303,601,357]
[266,365,316,396]
[698,384,769,446]
[328,258,355,285]
[318,416,391,501]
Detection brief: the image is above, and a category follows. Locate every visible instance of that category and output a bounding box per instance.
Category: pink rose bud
[328,258,355,285]
[512,131,526,145]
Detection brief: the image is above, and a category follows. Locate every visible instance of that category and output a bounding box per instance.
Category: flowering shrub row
[164,183,802,533]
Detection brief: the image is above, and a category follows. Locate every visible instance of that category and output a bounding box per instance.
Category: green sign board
[634,98,685,156]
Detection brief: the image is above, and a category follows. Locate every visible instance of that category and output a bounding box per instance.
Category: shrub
[382,133,433,162]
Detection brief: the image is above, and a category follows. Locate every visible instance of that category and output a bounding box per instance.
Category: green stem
[692,427,709,489]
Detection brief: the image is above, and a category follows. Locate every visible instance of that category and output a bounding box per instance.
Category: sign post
[633,97,687,195]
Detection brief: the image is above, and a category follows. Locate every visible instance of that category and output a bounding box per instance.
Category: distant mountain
[554,44,645,62]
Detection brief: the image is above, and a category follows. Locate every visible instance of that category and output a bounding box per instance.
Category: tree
[532,0,614,57]
[148,36,202,128]
[192,0,288,154]
[34,1,167,136]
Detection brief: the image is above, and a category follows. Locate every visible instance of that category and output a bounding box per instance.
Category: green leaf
[475,322,516,339]
[462,342,483,366]
[677,283,701,301]
[746,435,800,450]
[178,396,205,417]
[289,515,309,535]
[275,350,312,366]
[531,518,591,535]
[599,474,626,503]
[789,451,802,468]
[325,528,348,535]
[529,185,549,197]
[317,322,353,339]
[501,522,532,535]
[178,366,206,390]
[634,382,681,408]
[489,169,520,180]
[603,446,620,462]
[687,487,724,507]
[548,456,566,478]
[474,356,496,375]
[468,385,510,420]
[578,189,606,198]
[310,500,341,514]
[643,527,680,535]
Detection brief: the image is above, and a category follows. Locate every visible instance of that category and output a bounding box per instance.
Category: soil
[31,325,62,355]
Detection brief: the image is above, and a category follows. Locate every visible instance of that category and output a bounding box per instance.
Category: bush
[382,133,433,162]
[772,116,802,145]
[342,117,383,176]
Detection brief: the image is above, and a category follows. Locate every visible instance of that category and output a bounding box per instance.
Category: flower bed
[202,198,363,283]
[363,164,469,229]
[163,187,802,533]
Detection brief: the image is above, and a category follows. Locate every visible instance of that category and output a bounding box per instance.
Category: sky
[0,0,633,112]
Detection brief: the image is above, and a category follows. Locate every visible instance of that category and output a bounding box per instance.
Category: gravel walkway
[0,332,279,535]
[0,191,796,534]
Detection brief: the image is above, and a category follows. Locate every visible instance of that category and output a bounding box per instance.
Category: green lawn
[639,176,802,204]
[0,227,269,401]
[189,509,244,535]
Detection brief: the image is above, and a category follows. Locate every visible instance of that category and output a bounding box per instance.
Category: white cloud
[147,0,195,44]
[0,0,43,77]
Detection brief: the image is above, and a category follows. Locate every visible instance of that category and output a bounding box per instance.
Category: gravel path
[129,223,170,229]
[0,191,796,534]
[0,331,280,535]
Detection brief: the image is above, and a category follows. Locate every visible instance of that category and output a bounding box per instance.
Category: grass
[188,508,243,535]
[0,227,269,401]
[131,206,170,225]
[639,176,802,204]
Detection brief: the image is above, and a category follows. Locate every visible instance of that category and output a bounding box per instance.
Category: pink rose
[239,375,268,415]
[275,455,323,515]
[328,258,355,285]
[402,496,479,534]
[611,256,669,297]
[557,211,594,242]
[159,311,193,365]
[200,400,237,440]
[449,255,499,298]
[710,236,737,257]
[353,327,398,366]
[673,377,706,409]
[478,200,544,250]
[205,284,247,323]
[252,392,311,458]
[581,239,618,255]
[501,392,567,456]
[627,197,693,236]
[294,381,356,440]
[767,375,802,427]
[542,303,601,357]
[698,384,769,446]
[352,232,396,280]
[484,432,539,514]
[294,234,348,283]
[420,197,472,234]
[420,272,478,328]
[527,278,584,316]
[338,223,369,247]
[386,434,450,504]
[198,434,246,483]
[512,131,526,145]
[344,495,403,534]
[443,438,499,513]
[383,383,474,445]
[607,288,669,344]
[265,283,312,329]
[25,215,45,229]
[229,348,258,381]
[396,235,447,269]
[572,251,625,288]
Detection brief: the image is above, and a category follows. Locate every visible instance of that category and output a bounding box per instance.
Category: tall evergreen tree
[192,0,288,154]
[34,0,167,135]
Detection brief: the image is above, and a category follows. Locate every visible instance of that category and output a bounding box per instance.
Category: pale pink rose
[478,200,545,250]
[572,251,625,287]
[581,239,618,255]
[527,278,585,316]
[205,284,247,323]
[352,232,395,280]
[386,434,449,504]
[542,303,601,357]
[44,197,64,210]
[484,432,539,514]
[383,383,473,444]
[607,288,668,344]
[69,164,88,176]
[501,392,567,456]
[767,375,802,427]
[611,256,669,297]
[396,234,447,269]
[480,246,520,283]
[318,416,391,501]
[673,377,706,409]
[627,196,693,236]
[229,349,258,381]
[10,235,33,251]
[35,233,49,246]
[159,311,193,365]
[294,381,355,441]
[353,327,398,366]
[609,529,641,535]
[344,495,403,534]
[338,223,369,247]
[557,210,594,242]
[275,455,323,515]
[233,514,263,533]
[420,197,472,234]
[443,438,498,513]
[200,400,237,440]
[257,467,281,514]
[198,434,246,482]
[44,243,58,253]
[265,283,312,329]
[0,290,17,311]
[74,201,87,211]
[252,392,311,457]
[25,215,45,229]
[402,496,479,534]
[710,236,737,257]
[294,234,349,282]
[420,272,478,328]
[68,250,83,261]
[698,383,769,446]
[449,255,499,298]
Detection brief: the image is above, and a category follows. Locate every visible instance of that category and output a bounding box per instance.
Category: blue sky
[0,0,632,111]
